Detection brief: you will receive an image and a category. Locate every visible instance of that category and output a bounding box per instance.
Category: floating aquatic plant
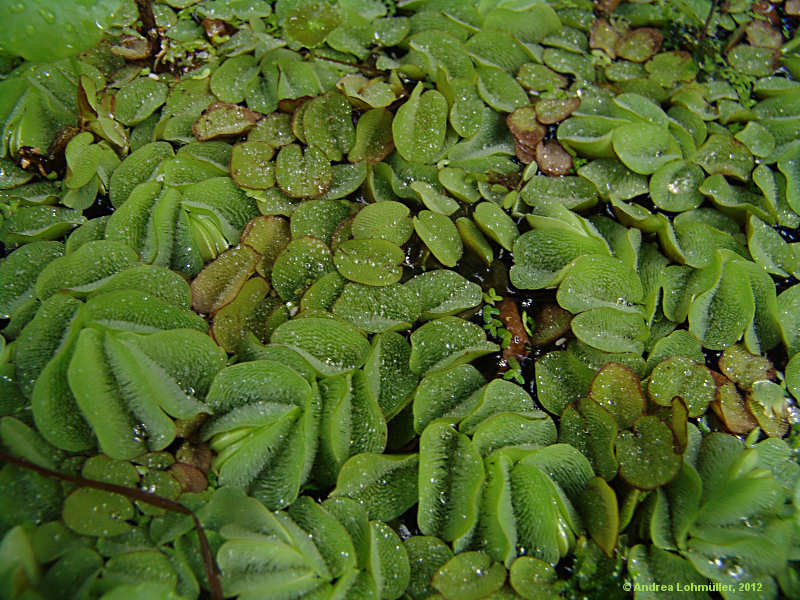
[1,0,800,599]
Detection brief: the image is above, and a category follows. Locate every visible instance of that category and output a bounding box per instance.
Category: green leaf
[271,236,335,301]
[588,362,645,429]
[290,199,352,245]
[275,143,333,199]
[432,551,506,600]
[368,520,410,600]
[289,496,356,579]
[612,122,681,175]
[363,332,419,421]
[577,158,648,203]
[418,421,485,542]
[471,411,557,459]
[646,330,705,374]
[698,174,775,224]
[747,214,800,278]
[628,545,709,600]
[351,201,413,246]
[334,238,405,286]
[0,206,86,245]
[778,284,800,355]
[180,176,259,243]
[331,453,419,522]
[0,241,63,319]
[616,416,682,490]
[409,30,474,80]
[647,356,716,417]
[338,75,396,110]
[786,353,800,403]
[459,379,535,435]
[303,91,355,162]
[511,228,609,290]
[521,175,599,211]
[447,77,485,139]
[95,550,178,594]
[229,141,275,190]
[348,108,395,164]
[62,488,134,537]
[648,159,705,212]
[82,289,206,333]
[409,317,499,376]
[404,270,481,320]
[392,83,448,164]
[68,327,222,459]
[694,133,754,181]
[559,397,618,481]
[508,556,558,600]
[115,79,168,126]
[404,537,453,600]
[534,350,595,415]
[0,0,123,62]
[413,364,486,434]
[211,55,259,104]
[34,240,139,301]
[688,256,754,351]
[316,371,388,486]
[413,210,463,267]
[557,254,643,314]
[411,181,459,216]
[578,478,618,557]
[0,416,61,470]
[271,316,371,377]
[473,202,519,251]
[506,460,577,564]
[0,466,61,537]
[571,307,649,354]
[477,66,529,113]
[332,282,420,332]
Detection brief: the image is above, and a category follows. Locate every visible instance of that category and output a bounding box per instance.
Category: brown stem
[0,450,222,600]
[134,0,160,58]
[698,0,721,45]
[499,297,530,364]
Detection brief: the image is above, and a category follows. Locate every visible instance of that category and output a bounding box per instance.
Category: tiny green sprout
[482,305,502,337]
[521,311,534,338]
[498,328,512,349]
[503,356,525,385]
[483,287,502,304]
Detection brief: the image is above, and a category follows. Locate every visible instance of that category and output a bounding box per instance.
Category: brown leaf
[110,35,151,60]
[514,140,537,164]
[615,28,664,62]
[745,19,783,49]
[169,463,209,493]
[534,96,580,125]
[590,18,620,59]
[709,372,758,434]
[594,0,622,14]
[506,106,546,147]
[193,102,261,141]
[176,442,213,473]
[203,18,236,41]
[190,245,260,314]
[536,140,573,176]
